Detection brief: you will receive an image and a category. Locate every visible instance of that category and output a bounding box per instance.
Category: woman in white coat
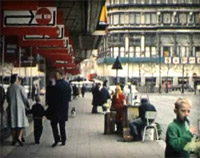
[6,74,29,146]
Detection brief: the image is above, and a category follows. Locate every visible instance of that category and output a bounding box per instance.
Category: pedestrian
[72,84,79,99]
[110,85,126,134]
[81,84,86,98]
[165,98,196,158]
[129,98,156,141]
[0,85,5,114]
[91,83,101,113]
[100,81,110,112]
[31,95,45,144]
[6,74,29,146]
[49,70,71,147]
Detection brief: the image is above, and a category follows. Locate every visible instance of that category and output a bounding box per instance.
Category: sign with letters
[3,7,56,26]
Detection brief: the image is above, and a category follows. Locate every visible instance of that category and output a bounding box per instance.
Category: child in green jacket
[165,98,196,158]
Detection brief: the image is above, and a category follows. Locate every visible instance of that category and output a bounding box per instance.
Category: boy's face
[175,104,191,121]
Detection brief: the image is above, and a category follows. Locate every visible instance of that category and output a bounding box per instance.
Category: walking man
[50,70,71,147]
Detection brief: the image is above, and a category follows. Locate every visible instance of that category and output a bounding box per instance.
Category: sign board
[1,27,60,38]
[189,57,196,64]
[164,57,171,64]
[197,57,200,64]
[24,25,64,39]
[19,36,66,47]
[3,7,56,26]
[173,57,180,64]
[181,57,188,64]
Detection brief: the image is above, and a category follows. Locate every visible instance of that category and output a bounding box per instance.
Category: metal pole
[116,69,118,84]
[181,64,185,94]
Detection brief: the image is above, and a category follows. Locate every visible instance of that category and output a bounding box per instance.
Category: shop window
[145,77,156,86]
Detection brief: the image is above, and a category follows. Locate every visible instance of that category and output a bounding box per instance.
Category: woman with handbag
[110,85,126,135]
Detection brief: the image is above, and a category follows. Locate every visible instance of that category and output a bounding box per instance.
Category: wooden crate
[104,111,117,134]
[123,105,139,128]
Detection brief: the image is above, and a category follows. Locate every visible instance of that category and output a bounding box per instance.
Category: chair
[142,111,159,142]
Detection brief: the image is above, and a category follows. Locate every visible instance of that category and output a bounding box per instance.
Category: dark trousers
[51,120,66,143]
[129,118,145,140]
[92,105,98,113]
[34,119,43,143]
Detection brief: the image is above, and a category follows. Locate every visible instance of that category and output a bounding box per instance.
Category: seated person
[129,98,156,141]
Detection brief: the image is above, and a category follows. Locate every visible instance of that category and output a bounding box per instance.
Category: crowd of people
[1,73,198,157]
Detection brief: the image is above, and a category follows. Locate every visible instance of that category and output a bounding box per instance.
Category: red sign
[35,8,52,25]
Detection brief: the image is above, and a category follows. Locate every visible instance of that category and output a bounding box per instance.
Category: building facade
[97,0,200,92]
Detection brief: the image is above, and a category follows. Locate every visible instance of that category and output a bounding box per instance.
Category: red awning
[18,36,65,47]
[1,27,60,38]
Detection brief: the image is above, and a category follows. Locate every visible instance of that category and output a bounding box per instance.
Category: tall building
[97,0,200,92]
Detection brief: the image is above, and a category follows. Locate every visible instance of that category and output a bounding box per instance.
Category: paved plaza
[1,92,199,158]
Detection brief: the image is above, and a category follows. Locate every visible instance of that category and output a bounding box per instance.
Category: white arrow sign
[24,24,64,39]
[4,7,57,26]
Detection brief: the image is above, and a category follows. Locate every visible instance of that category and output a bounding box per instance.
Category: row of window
[108,12,200,26]
[107,0,200,5]
[100,46,200,58]
[105,34,199,47]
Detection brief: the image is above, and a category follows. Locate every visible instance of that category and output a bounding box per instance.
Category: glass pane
[179,13,187,25]
[135,13,141,24]
[120,47,125,57]
[163,13,171,24]
[129,46,134,57]
[145,14,151,24]
[124,14,129,24]
[135,46,141,57]
[130,14,135,24]
[196,47,200,57]
[152,47,157,57]
[114,14,119,25]
[114,47,119,57]
[152,13,157,24]
[120,14,125,24]
[145,47,150,57]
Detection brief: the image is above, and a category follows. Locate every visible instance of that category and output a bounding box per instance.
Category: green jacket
[165,119,193,158]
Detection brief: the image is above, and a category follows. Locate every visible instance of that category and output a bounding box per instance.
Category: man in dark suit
[129,98,156,141]
[50,70,71,147]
